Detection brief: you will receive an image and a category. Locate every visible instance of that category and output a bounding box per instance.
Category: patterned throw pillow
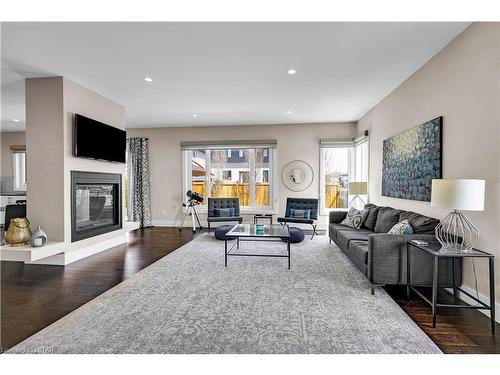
[290,209,311,219]
[388,219,414,234]
[340,208,369,229]
[214,208,235,217]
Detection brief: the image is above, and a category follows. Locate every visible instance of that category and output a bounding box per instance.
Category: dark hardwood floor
[1,227,498,353]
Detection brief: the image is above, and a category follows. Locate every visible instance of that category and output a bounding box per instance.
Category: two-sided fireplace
[71,171,122,242]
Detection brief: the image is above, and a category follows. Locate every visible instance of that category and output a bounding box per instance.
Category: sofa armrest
[329,211,347,224]
[368,234,438,284]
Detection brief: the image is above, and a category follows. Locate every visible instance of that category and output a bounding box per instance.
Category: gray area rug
[9,234,441,354]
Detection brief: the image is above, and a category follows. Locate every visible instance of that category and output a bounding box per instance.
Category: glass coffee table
[224,224,291,269]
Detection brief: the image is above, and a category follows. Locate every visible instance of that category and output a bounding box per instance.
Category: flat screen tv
[74,114,126,163]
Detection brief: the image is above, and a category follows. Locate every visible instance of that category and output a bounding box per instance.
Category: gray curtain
[127,137,152,227]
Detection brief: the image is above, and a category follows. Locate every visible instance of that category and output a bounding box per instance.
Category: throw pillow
[290,208,311,219]
[214,208,234,217]
[388,219,414,234]
[340,207,368,229]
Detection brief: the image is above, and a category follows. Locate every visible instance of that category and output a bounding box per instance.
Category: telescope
[179,190,203,233]
[186,190,203,204]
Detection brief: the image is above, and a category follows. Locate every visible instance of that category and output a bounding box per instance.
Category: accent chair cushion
[277,217,314,225]
[208,198,240,218]
[374,206,403,233]
[340,207,368,229]
[388,219,414,234]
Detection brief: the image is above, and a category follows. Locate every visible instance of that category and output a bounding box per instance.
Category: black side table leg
[406,242,411,301]
[489,258,495,335]
[432,256,439,327]
[452,257,458,300]
[287,239,291,270]
[224,238,227,267]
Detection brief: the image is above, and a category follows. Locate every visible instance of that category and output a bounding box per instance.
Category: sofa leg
[329,238,332,244]
[208,222,211,233]
[371,284,375,295]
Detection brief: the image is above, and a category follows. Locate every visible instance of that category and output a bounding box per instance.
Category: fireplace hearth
[71,171,122,242]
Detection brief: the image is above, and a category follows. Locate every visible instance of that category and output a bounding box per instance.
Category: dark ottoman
[214,224,236,240]
[282,227,305,243]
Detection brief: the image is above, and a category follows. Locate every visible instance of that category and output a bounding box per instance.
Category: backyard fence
[192,181,345,209]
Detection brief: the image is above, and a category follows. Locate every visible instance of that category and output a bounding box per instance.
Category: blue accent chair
[207,197,243,232]
[277,198,319,239]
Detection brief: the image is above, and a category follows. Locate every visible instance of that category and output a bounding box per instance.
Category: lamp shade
[431,179,485,211]
[349,181,368,195]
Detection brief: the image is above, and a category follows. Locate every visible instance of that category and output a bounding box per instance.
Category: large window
[320,138,369,213]
[183,143,276,212]
[12,149,27,191]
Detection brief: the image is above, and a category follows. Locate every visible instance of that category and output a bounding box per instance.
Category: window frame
[183,146,277,214]
[319,137,369,215]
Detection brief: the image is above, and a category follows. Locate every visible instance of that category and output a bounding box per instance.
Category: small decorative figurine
[31,225,48,247]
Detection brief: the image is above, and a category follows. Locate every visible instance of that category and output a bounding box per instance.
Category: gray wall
[127,122,357,229]
[357,23,500,304]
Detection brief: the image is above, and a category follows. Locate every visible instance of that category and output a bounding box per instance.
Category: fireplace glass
[71,171,122,242]
[75,184,116,232]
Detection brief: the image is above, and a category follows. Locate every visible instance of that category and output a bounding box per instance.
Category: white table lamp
[349,182,368,209]
[431,179,485,252]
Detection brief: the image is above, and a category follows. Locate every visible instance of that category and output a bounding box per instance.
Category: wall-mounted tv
[73,114,126,163]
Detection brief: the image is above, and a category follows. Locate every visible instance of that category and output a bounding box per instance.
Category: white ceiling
[1,22,469,131]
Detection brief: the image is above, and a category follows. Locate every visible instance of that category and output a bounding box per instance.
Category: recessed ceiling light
[285,110,292,114]
[287,69,296,75]
[12,118,20,122]
[144,77,153,82]
[192,114,199,117]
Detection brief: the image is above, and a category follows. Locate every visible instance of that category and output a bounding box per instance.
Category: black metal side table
[407,240,495,334]
[253,214,273,225]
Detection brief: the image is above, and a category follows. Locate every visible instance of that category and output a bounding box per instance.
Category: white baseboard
[152,220,180,227]
[447,285,500,324]
[28,234,127,266]
[64,235,127,265]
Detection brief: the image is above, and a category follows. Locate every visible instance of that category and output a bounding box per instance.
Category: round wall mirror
[281,160,314,192]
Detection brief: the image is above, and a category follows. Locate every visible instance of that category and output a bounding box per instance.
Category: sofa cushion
[374,206,403,233]
[399,211,440,234]
[349,240,369,265]
[329,223,356,241]
[361,204,380,231]
[336,229,371,250]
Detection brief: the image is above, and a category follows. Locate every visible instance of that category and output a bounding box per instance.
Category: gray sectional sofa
[329,204,462,294]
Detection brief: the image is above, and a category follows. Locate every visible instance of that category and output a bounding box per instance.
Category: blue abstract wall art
[382,117,442,202]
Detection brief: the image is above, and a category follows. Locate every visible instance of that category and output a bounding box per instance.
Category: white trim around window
[319,137,369,215]
[182,144,277,214]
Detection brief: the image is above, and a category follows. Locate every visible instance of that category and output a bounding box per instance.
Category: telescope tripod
[179,201,203,233]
